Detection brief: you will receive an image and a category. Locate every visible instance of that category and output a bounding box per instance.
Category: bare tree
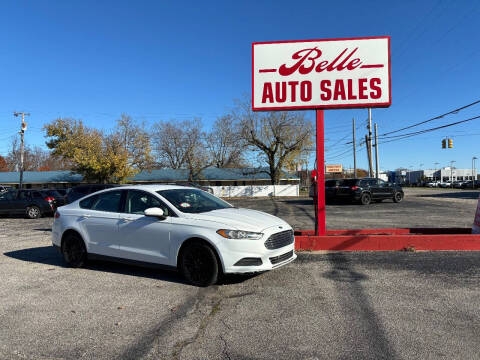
[152,118,212,180]
[235,100,313,184]
[207,115,246,168]
[114,114,153,170]
[5,136,72,171]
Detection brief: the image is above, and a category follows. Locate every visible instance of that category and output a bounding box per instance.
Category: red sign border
[251,35,391,111]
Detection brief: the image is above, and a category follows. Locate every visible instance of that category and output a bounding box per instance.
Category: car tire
[360,193,371,205]
[393,192,404,203]
[26,206,41,219]
[180,242,219,287]
[62,232,87,268]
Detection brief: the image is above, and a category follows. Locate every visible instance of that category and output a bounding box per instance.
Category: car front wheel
[180,242,219,287]
[393,192,404,203]
[62,232,87,268]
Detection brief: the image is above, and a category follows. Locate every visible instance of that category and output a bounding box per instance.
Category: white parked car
[52,185,296,286]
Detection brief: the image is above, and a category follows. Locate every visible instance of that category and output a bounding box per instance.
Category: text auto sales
[260,47,383,104]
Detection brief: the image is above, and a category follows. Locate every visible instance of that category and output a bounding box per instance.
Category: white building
[404,168,476,184]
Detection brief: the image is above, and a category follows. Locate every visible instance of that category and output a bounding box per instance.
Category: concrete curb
[294,228,480,251]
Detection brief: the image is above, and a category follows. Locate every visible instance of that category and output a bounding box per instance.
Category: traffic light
[442,139,446,148]
[448,138,453,148]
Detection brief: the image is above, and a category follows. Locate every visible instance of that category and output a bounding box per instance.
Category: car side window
[368,180,377,186]
[18,191,29,200]
[360,180,368,187]
[377,179,386,187]
[89,190,123,212]
[2,192,16,201]
[79,195,98,209]
[125,190,172,216]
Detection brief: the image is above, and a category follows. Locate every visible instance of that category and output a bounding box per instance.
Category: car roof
[83,184,196,194]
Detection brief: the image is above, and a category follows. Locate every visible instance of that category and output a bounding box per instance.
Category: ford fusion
[52,185,296,286]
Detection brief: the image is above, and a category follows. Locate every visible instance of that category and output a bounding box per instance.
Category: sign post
[316,110,325,235]
[252,36,391,236]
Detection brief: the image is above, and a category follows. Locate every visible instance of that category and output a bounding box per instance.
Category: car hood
[186,207,289,232]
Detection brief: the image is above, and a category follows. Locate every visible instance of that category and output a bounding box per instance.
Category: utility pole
[374,123,379,179]
[434,162,439,182]
[472,157,477,189]
[352,118,357,178]
[13,112,29,189]
[365,135,372,177]
[367,108,373,177]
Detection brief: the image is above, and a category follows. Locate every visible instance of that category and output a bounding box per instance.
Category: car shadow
[417,191,480,200]
[33,228,52,232]
[3,246,258,286]
[0,214,54,219]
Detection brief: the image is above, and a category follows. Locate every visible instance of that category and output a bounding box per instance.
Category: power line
[379,99,480,137]
[378,114,480,145]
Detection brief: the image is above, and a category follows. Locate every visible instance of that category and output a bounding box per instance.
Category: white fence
[211,185,299,198]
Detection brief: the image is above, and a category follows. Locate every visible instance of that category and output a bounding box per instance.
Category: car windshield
[157,188,232,214]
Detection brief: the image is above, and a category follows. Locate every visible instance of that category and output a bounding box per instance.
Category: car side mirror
[144,207,166,219]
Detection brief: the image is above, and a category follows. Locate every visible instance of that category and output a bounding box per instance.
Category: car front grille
[269,250,294,265]
[264,230,294,250]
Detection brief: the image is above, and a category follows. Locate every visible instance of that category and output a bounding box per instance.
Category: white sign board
[325,164,343,173]
[252,36,391,110]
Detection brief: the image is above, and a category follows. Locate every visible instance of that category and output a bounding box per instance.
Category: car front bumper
[216,226,297,274]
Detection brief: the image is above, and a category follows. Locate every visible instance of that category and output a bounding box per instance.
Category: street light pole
[450,160,456,186]
[434,162,439,183]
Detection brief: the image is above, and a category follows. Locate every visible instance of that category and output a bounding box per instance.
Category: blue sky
[1,0,480,171]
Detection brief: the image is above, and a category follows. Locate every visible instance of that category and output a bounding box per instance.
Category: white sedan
[52,185,296,286]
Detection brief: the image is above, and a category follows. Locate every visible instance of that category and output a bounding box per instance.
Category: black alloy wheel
[393,192,404,203]
[62,232,87,268]
[26,206,41,219]
[360,193,371,205]
[180,242,219,287]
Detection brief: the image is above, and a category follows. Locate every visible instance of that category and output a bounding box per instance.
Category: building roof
[0,168,299,184]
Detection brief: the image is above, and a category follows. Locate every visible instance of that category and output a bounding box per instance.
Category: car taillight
[44,197,55,202]
[54,211,60,219]
[351,186,359,190]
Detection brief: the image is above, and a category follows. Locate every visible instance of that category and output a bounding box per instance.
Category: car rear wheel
[180,242,219,287]
[393,192,404,203]
[360,193,371,205]
[26,206,41,219]
[62,232,87,268]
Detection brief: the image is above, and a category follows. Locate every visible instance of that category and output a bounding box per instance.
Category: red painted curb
[294,228,480,251]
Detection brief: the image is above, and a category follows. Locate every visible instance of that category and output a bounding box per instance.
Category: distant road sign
[252,36,391,110]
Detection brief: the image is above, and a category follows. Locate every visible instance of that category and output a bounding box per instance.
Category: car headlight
[216,229,263,240]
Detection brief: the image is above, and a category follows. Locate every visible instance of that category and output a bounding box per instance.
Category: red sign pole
[316,109,326,236]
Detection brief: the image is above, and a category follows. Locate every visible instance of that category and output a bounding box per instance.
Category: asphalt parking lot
[1,188,479,359]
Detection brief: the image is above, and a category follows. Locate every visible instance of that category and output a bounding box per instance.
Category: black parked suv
[335,178,404,205]
[0,189,58,218]
[65,184,121,204]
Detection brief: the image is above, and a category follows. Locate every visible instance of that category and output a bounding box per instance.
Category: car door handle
[81,214,91,218]
[120,217,134,222]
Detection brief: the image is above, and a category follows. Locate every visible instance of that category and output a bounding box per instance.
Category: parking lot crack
[172,293,224,359]
[117,286,220,360]
[220,334,232,360]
